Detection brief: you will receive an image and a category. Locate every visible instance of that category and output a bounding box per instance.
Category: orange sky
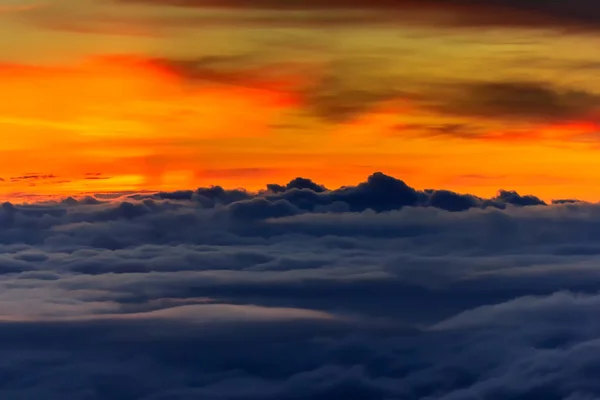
[3,0,600,201]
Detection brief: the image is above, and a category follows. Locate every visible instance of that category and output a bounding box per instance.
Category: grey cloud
[170,54,600,124]
[302,78,600,124]
[18,0,600,58]
[0,173,599,398]
[431,81,600,122]
[114,0,600,31]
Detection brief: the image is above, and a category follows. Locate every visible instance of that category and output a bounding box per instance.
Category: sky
[4,0,600,200]
[7,2,600,399]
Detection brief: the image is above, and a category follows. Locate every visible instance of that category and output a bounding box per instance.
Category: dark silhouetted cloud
[10,174,57,182]
[150,172,546,213]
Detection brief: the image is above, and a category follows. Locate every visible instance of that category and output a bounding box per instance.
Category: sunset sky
[4,0,600,200]
[9,3,600,398]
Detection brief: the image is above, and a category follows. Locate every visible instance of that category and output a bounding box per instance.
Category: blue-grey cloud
[0,173,598,398]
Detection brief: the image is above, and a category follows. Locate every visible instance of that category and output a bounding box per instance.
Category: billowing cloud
[0,173,597,397]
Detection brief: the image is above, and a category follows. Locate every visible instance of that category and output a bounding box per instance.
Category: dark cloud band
[114,0,600,30]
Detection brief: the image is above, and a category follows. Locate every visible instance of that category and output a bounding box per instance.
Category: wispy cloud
[0,1,48,14]
[111,0,600,31]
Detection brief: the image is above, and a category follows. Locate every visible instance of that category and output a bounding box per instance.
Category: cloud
[151,59,600,128]
[21,0,600,40]
[114,0,600,31]
[7,50,599,136]
[129,57,404,123]
[149,172,546,214]
[431,81,600,122]
[0,172,600,397]
[293,69,409,122]
[10,174,58,182]
[158,55,600,125]
[20,4,426,37]
[0,1,46,14]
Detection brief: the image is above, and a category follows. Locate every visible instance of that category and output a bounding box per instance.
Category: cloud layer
[114,0,600,30]
[0,173,600,398]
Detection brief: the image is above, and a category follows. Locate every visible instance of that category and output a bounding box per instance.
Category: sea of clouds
[1,172,600,399]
